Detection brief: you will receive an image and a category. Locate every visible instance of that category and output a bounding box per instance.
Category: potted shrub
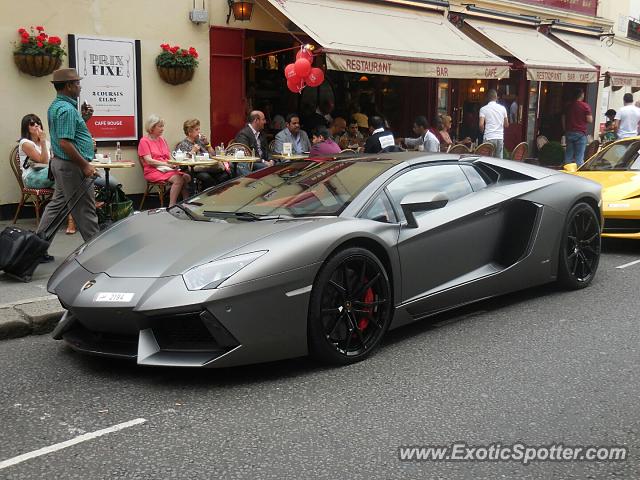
[14,26,66,77]
[156,44,199,85]
[538,141,565,168]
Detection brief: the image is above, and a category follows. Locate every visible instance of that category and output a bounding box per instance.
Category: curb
[0,296,63,340]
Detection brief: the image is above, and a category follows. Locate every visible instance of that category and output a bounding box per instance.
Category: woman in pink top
[138,115,191,207]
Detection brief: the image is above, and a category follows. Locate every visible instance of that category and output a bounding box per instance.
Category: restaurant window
[437,80,449,116]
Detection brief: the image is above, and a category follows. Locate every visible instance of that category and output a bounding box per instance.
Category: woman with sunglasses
[18,114,77,234]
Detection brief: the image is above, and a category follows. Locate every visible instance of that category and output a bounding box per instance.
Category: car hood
[77,211,310,277]
[575,171,640,201]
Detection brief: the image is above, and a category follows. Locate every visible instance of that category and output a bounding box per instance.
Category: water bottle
[115,141,122,162]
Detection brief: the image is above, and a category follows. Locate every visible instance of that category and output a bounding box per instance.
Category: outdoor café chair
[9,145,53,224]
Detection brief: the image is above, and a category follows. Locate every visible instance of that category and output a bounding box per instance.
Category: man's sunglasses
[29,121,42,126]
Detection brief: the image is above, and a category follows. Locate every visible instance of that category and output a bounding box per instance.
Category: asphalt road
[1,239,639,479]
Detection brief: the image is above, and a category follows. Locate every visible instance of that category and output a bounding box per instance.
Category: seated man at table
[310,126,342,157]
[397,116,440,153]
[330,117,347,144]
[175,118,230,188]
[339,116,365,150]
[233,110,272,176]
[273,113,311,155]
[364,116,395,154]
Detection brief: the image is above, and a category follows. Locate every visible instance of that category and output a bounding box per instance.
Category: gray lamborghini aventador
[49,153,602,367]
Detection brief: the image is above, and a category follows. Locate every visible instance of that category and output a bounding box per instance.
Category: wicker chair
[137,156,168,210]
[339,149,358,156]
[536,135,549,151]
[584,139,600,161]
[447,144,470,154]
[225,143,253,156]
[474,142,496,156]
[9,145,54,223]
[510,142,528,162]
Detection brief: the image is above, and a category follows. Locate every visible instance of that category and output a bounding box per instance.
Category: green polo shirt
[47,94,94,161]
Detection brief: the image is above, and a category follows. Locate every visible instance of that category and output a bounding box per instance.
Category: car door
[387,163,509,310]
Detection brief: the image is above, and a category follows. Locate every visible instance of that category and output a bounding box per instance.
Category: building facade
[1,0,639,214]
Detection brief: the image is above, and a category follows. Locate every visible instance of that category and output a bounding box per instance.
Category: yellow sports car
[565,136,640,239]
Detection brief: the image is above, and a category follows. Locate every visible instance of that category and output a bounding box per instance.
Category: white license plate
[93,292,135,302]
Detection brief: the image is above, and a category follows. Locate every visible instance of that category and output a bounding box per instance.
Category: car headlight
[182,251,267,291]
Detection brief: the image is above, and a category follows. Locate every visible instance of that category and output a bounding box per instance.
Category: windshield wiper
[167,203,196,220]
[203,210,292,221]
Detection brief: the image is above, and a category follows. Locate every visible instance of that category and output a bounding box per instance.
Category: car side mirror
[563,163,578,173]
[401,191,448,228]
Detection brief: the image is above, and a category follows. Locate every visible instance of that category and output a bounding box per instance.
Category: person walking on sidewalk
[479,90,508,159]
[562,88,592,166]
[36,68,98,249]
[614,93,640,140]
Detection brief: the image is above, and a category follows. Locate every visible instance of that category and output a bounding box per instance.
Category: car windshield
[181,160,396,220]
[581,140,640,171]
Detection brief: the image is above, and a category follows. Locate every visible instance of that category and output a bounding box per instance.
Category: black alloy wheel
[308,247,392,365]
[557,202,601,289]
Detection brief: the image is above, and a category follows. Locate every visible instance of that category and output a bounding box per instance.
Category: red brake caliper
[357,287,374,331]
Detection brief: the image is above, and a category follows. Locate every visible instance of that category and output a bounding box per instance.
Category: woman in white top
[18,114,53,189]
[18,114,76,234]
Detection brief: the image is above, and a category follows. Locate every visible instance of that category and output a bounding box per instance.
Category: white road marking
[616,259,640,269]
[0,418,146,470]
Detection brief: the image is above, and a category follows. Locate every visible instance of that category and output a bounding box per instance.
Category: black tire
[557,202,601,290]
[308,247,393,365]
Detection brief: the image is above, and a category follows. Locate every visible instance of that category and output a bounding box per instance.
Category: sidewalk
[0,218,83,340]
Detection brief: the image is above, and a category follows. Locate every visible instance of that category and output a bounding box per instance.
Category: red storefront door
[210,26,245,147]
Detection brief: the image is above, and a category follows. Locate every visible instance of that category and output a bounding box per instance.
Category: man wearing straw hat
[36,68,99,247]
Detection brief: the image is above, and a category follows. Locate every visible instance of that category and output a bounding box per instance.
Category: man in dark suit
[364,115,395,154]
[234,110,272,176]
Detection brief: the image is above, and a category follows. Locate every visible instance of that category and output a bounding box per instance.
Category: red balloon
[306,67,324,87]
[294,58,312,78]
[284,63,297,79]
[295,48,313,63]
[287,77,305,93]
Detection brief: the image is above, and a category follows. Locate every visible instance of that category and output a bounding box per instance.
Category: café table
[168,158,228,192]
[91,161,135,219]
[271,153,309,161]
[210,155,261,177]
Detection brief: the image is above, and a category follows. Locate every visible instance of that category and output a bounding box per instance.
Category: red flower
[48,36,61,45]
[18,28,26,34]
[170,47,179,54]
[21,31,30,39]
[37,34,46,42]
[36,26,44,31]
[21,38,29,44]
[181,50,188,56]
[37,41,43,47]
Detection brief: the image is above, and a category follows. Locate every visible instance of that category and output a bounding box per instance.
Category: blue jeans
[565,131,587,166]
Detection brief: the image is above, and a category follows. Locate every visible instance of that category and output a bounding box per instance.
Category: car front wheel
[557,202,601,289]
[308,247,392,365]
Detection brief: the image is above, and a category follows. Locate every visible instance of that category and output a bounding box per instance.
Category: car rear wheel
[308,247,392,365]
[557,202,601,289]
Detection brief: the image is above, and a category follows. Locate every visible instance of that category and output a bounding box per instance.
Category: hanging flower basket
[156,66,195,85]
[156,43,198,85]
[14,53,62,77]
[14,26,65,77]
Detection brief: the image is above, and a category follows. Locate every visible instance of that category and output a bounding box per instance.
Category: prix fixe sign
[70,35,141,142]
